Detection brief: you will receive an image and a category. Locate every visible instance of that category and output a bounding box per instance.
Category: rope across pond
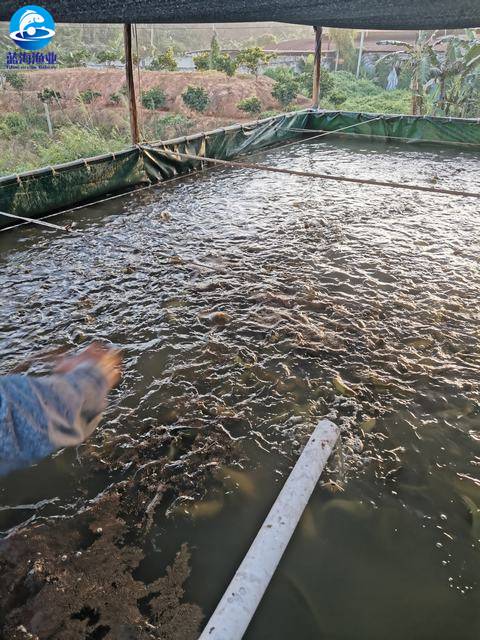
[154,148,480,200]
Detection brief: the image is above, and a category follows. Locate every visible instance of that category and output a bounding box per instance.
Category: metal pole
[199,419,340,640]
[356,30,365,78]
[312,26,323,109]
[124,23,140,145]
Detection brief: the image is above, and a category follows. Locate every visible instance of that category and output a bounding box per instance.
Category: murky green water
[0,137,479,638]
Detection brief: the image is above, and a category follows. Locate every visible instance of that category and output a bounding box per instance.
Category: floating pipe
[198,419,340,640]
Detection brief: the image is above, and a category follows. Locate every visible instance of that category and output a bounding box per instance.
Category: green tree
[210,33,221,67]
[236,47,276,77]
[297,55,334,98]
[193,52,211,71]
[6,72,27,105]
[141,86,167,110]
[193,37,238,77]
[377,31,440,115]
[77,89,102,104]
[237,96,262,114]
[427,31,480,116]
[272,76,299,107]
[150,47,177,71]
[60,48,90,68]
[328,29,357,72]
[182,85,210,112]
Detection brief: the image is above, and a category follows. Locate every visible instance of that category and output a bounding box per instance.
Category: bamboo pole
[124,23,140,145]
[312,26,323,109]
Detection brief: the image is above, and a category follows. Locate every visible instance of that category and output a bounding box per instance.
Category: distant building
[182,30,458,75]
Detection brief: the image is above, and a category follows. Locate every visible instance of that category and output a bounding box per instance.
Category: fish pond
[0,136,479,639]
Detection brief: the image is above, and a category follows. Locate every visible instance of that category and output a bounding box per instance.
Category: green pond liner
[0,109,479,230]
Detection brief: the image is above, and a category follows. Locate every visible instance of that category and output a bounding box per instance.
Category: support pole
[356,30,365,78]
[312,26,323,109]
[124,23,140,145]
[198,419,340,640]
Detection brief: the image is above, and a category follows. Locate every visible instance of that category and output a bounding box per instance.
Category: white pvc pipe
[199,419,339,640]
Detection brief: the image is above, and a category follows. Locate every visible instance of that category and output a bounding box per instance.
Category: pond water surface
[0,136,479,639]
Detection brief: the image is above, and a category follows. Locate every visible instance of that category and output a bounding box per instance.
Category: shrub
[214,53,238,77]
[141,86,167,110]
[328,90,347,106]
[193,52,211,71]
[151,114,194,139]
[150,47,177,72]
[5,71,26,93]
[0,112,29,137]
[259,109,280,119]
[337,90,412,115]
[237,96,262,114]
[236,47,275,77]
[263,66,296,83]
[78,89,102,104]
[37,125,129,166]
[272,77,299,107]
[37,87,61,103]
[182,85,209,112]
[109,92,122,105]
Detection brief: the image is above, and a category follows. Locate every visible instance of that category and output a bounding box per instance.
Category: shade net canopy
[1,0,479,29]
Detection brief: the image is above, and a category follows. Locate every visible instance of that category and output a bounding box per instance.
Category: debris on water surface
[198,310,232,326]
[360,417,377,433]
[332,375,357,397]
[0,492,202,640]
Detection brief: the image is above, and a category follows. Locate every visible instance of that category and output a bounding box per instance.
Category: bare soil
[1,68,309,119]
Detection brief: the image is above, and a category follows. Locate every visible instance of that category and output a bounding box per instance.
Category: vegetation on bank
[0,29,478,176]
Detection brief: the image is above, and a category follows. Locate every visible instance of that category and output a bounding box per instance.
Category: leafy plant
[328,90,347,106]
[182,85,210,112]
[5,71,27,104]
[151,114,194,140]
[272,77,299,107]
[150,47,177,71]
[78,89,102,104]
[0,112,29,137]
[193,35,238,77]
[236,47,276,77]
[37,125,129,166]
[328,28,357,73]
[109,92,122,105]
[193,51,211,71]
[376,31,439,115]
[141,86,167,110]
[237,96,262,114]
[37,88,62,103]
[60,49,90,68]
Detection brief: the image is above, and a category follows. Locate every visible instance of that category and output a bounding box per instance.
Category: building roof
[1,1,479,29]
[265,30,457,54]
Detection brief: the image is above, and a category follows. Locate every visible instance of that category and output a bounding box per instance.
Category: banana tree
[427,31,480,117]
[376,31,439,115]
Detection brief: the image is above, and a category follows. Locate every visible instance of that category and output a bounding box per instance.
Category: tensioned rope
[1,114,479,233]
[284,126,480,149]
[155,148,480,200]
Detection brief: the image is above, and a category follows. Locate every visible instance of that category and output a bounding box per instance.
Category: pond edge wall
[0,110,479,228]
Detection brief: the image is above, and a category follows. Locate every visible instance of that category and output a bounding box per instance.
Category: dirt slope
[1,68,309,118]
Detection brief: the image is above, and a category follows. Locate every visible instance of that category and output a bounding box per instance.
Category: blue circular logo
[9,5,56,51]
